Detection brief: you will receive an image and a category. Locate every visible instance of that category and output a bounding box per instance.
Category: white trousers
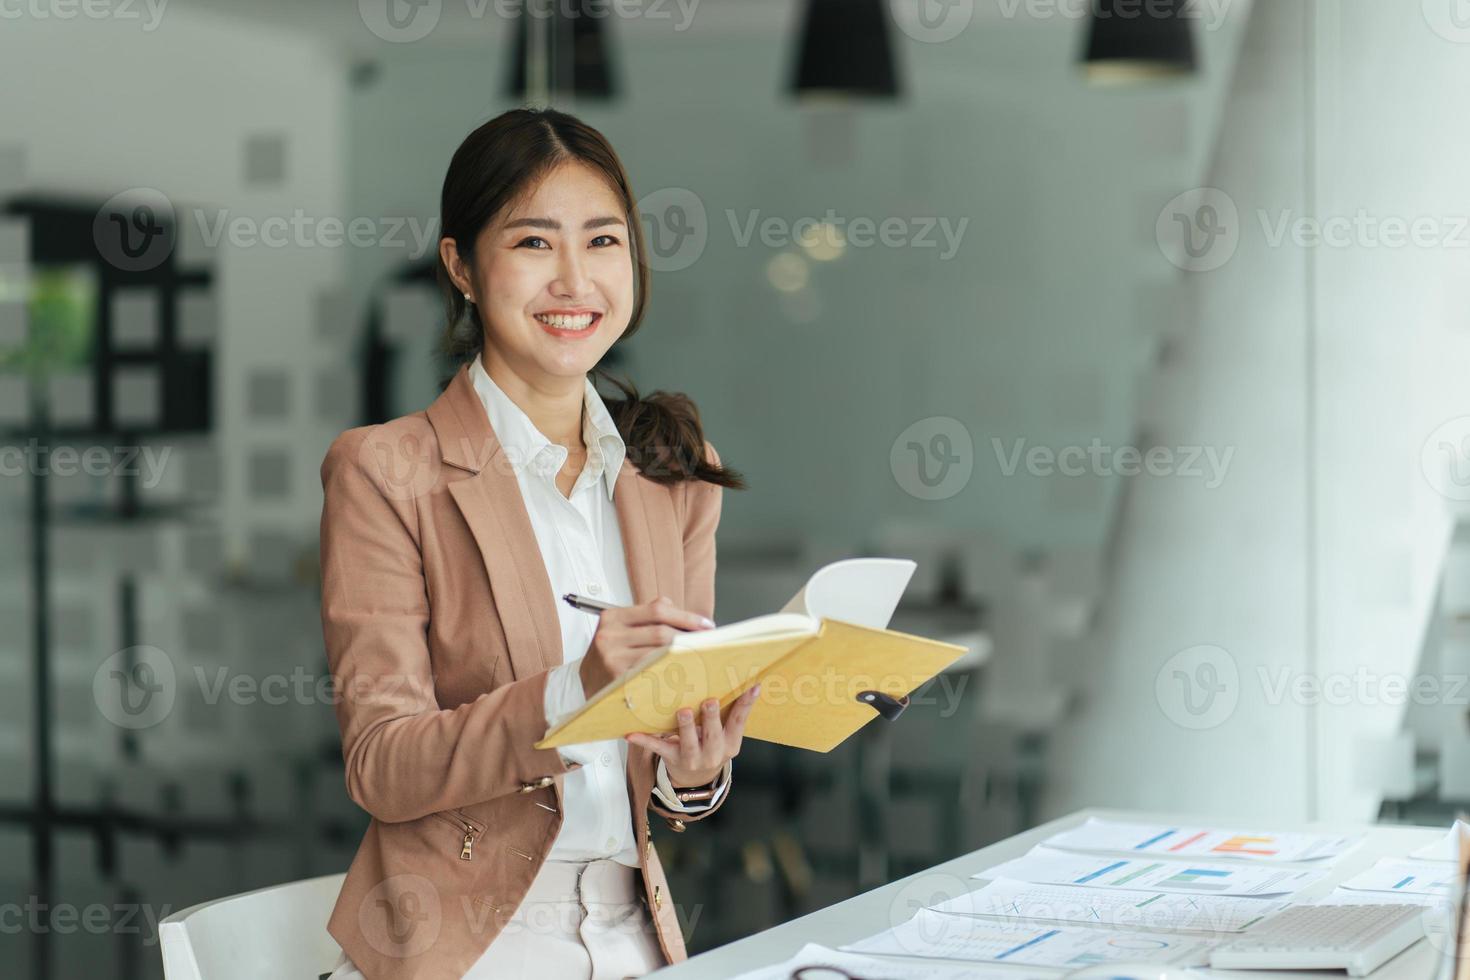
[326,858,667,980]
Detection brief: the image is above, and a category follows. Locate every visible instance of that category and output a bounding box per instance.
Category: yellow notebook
[535,558,970,753]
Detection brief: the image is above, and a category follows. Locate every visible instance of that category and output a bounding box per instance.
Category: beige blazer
[317,361,728,980]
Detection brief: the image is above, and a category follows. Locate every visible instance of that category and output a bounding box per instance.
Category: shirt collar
[469,352,626,500]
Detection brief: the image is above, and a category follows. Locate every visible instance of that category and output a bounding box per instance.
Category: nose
[551,245,593,299]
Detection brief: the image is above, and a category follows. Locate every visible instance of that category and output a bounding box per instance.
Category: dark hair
[434,107,744,490]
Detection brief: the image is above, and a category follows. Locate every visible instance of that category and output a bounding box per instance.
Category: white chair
[159,872,346,980]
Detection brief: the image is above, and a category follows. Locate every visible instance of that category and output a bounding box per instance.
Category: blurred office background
[3,0,1470,976]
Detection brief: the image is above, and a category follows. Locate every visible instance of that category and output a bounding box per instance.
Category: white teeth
[535,313,597,329]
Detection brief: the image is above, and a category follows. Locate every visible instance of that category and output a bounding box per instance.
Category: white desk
[650,807,1447,979]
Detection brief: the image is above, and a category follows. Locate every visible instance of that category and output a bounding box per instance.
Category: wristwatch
[673,781,719,803]
[653,758,732,813]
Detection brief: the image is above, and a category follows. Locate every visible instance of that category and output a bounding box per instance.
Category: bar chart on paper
[1044,818,1361,863]
[840,911,1212,970]
[978,847,1325,897]
[1164,867,1249,891]
[1340,859,1461,896]
[932,879,1288,934]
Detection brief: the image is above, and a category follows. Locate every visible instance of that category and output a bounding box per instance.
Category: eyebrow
[503,216,626,231]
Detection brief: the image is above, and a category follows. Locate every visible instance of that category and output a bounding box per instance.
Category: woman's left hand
[625,683,761,787]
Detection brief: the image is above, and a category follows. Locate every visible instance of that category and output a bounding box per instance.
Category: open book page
[538,557,963,751]
[778,557,917,628]
[668,613,816,651]
[667,556,919,653]
[569,613,815,710]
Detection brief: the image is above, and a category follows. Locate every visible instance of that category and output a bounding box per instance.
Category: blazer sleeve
[648,440,732,825]
[319,427,577,825]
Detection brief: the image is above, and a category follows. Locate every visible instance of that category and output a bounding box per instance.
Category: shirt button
[599,752,612,767]
[605,836,617,850]
[587,583,602,595]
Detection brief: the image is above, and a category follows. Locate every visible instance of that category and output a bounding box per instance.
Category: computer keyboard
[1208,903,1426,976]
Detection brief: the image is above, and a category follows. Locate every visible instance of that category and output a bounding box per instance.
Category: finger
[675,706,701,764]
[697,698,724,762]
[733,682,761,709]
[620,623,678,649]
[720,684,759,726]
[624,732,678,761]
[629,596,715,631]
[722,684,760,750]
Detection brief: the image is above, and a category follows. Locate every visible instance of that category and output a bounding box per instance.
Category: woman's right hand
[579,596,715,696]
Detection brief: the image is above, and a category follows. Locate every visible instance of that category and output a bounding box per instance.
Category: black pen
[561,593,716,629]
[561,593,620,614]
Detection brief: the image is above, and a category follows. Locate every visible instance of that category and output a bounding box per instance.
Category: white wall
[1047,0,1315,822]
[1311,0,1470,819]
[1048,0,1470,823]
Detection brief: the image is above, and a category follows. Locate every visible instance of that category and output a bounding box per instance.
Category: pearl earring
[464,292,472,303]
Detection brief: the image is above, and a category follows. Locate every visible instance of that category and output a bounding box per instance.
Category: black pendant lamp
[506,0,616,102]
[1082,0,1197,84]
[790,0,900,100]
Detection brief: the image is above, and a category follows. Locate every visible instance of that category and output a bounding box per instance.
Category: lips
[533,312,601,339]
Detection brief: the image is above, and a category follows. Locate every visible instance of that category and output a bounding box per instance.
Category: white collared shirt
[468,354,729,866]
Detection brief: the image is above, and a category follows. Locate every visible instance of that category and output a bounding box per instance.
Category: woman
[319,107,756,980]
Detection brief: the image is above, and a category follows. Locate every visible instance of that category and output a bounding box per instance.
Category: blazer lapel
[611,449,690,809]
[427,363,676,685]
[429,365,558,682]
[428,363,681,809]
[611,461,662,605]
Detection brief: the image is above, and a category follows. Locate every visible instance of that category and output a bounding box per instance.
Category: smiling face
[453,159,634,391]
